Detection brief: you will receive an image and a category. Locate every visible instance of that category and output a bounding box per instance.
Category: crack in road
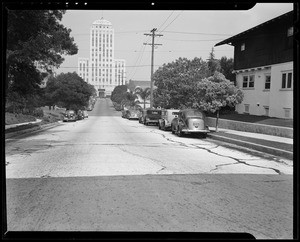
[117,145,168,174]
[150,130,282,175]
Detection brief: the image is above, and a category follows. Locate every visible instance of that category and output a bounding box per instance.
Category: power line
[161,31,233,36]
[157,11,175,33]
[163,38,225,42]
[159,11,184,33]
[58,65,161,69]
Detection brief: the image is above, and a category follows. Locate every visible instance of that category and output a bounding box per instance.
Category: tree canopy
[153,57,210,109]
[111,85,128,104]
[44,72,96,111]
[5,10,78,111]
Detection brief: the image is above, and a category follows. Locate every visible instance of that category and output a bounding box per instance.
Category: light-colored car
[127,109,140,120]
[158,109,180,131]
[171,109,210,138]
[63,110,77,122]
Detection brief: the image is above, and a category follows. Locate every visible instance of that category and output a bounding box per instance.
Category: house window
[242,75,255,88]
[265,74,271,90]
[241,43,245,51]
[249,75,255,88]
[244,104,250,114]
[281,71,293,89]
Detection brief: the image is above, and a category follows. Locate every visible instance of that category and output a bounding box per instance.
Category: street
[5,98,293,239]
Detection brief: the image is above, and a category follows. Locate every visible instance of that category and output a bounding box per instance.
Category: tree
[207,47,221,76]
[121,91,139,108]
[194,72,243,132]
[44,72,95,111]
[5,10,78,109]
[111,85,128,104]
[219,56,235,84]
[153,57,210,109]
[134,87,151,109]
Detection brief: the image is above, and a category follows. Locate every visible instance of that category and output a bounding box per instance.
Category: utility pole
[144,28,162,109]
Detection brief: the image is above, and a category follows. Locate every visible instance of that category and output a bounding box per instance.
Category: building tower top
[92,18,112,26]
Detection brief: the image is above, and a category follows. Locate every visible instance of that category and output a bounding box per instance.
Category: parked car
[82,110,89,118]
[171,109,210,138]
[77,110,84,120]
[143,109,162,126]
[63,110,77,122]
[127,109,140,120]
[158,109,180,131]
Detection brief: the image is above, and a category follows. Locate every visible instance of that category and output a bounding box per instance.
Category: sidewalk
[208,127,293,160]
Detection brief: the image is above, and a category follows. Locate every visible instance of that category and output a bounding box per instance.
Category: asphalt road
[5,98,294,239]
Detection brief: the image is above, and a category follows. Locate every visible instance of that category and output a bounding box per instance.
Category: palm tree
[134,87,151,109]
[121,90,139,109]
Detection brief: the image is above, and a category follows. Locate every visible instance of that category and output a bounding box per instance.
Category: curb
[5,121,62,139]
[207,133,293,160]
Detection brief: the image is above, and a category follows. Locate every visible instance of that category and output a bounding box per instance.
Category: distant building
[215,11,293,119]
[77,18,126,97]
[127,80,151,92]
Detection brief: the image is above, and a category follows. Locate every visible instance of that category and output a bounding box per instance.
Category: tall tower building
[78,18,126,97]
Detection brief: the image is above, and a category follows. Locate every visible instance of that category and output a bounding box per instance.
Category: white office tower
[78,18,126,97]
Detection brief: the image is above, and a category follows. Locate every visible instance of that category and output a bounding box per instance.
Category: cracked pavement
[5,99,293,239]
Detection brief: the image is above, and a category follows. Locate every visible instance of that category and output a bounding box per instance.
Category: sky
[55,3,294,82]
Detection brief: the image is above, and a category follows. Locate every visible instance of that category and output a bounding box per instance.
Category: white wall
[235,62,293,119]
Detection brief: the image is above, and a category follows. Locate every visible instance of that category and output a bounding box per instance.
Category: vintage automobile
[158,109,180,131]
[127,109,140,120]
[143,109,162,126]
[82,110,89,118]
[171,109,210,138]
[63,110,77,122]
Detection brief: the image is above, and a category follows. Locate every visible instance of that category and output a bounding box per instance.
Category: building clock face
[78,18,126,96]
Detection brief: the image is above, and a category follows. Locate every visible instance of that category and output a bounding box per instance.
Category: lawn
[208,113,293,128]
[5,106,66,126]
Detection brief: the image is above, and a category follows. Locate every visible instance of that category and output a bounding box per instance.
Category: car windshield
[66,110,75,114]
[183,110,203,118]
[147,110,161,115]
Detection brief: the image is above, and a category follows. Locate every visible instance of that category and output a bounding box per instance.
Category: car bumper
[181,129,210,133]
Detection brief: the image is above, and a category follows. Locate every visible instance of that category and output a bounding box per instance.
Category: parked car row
[63,109,89,122]
[122,107,210,138]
